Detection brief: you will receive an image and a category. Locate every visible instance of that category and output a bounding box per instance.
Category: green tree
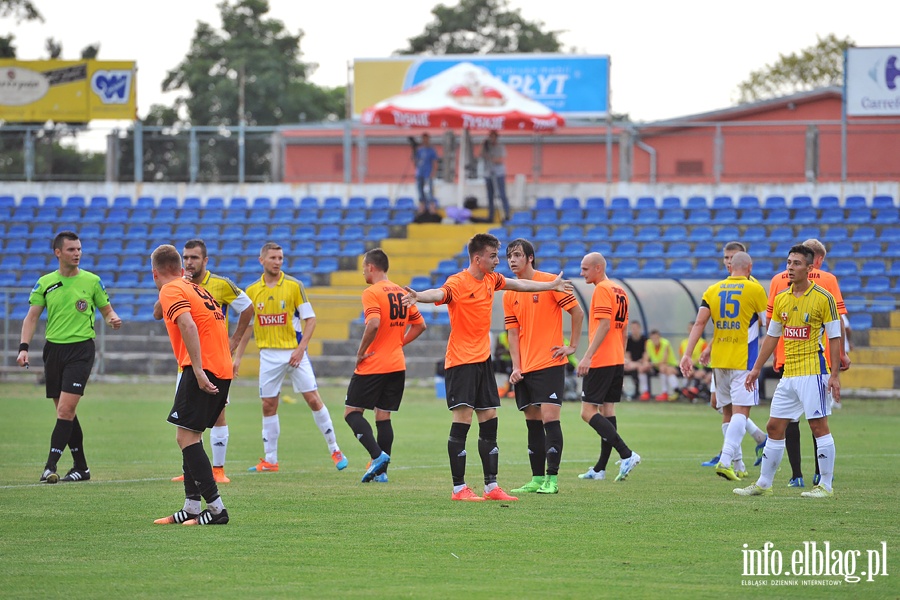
[736,34,855,103]
[0,0,41,22]
[399,0,562,55]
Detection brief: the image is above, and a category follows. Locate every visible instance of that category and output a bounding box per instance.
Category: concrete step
[868,329,900,347]
[849,347,900,365]
[841,364,899,390]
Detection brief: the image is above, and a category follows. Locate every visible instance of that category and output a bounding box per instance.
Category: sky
[3,0,898,124]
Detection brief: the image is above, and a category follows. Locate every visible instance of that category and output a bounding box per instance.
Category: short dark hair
[788,244,814,265]
[468,233,500,258]
[724,241,746,252]
[183,239,208,258]
[650,329,661,336]
[505,238,536,268]
[151,244,182,275]
[259,242,282,257]
[364,248,389,272]
[52,231,79,251]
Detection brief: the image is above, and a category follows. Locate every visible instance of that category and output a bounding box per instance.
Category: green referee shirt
[28,269,111,344]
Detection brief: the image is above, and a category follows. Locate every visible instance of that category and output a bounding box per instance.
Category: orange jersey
[767,268,846,370]
[437,270,506,368]
[159,278,233,380]
[503,270,579,373]
[589,278,629,368]
[356,279,424,375]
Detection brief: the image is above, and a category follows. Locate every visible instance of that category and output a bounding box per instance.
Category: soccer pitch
[1,382,898,599]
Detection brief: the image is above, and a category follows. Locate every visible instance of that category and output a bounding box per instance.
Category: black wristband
[19,343,29,352]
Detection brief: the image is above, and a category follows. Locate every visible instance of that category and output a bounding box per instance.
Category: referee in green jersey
[17,231,122,483]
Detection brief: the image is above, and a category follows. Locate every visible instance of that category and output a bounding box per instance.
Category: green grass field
[1,381,898,599]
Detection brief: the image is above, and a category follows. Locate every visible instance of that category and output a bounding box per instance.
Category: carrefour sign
[845,47,900,116]
[354,54,609,118]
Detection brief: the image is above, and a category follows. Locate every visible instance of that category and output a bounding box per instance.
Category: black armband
[19,343,29,352]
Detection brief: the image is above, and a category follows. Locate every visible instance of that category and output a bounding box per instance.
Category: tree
[399,0,562,55]
[44,37,62,59]
[736,34,855,104]
[0,0,41,22]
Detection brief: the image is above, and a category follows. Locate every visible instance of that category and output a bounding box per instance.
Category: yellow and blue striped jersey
[245,272,314,349]
[200,271,249,329]
[700,275,768,370]
[769,284,840,377]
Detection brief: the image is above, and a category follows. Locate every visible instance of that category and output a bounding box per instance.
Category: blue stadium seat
[661,196,681,210]
[610,196,630,210]
[767,227,793,243]
[371,196,390,210]
[764,208,790,223]
[740,208,764,225]
[752,259,776,280]
[713,208,738,224]
[687,209,710,224]
[347,196,367,210]
[288,256,315,272]
[872,195,895,209]
[157,196,177,211]
[609,226,634,242]
[43,195,63,209]
[635,226,660,242]
[508,211,533,225]
[839,275,862,293]
[340,241,365,257]
[541,258,562,274]
[299,196,319,209]
[558,209,583,225]
[562,225,586,242]
[795,226,820,240]
[794,208,817,224]
[559,197,581,212]
[341,225,365,241]
[584,197,605,211]
[863,275,890,293]
[533,210,558,225]
[316,225,340,242]
[737,196,760,210]
[818,195,840,210]
[616,241,638,256]
[35,206,60,223]
[692,226,713,241]
[641,258,666,277]
[884,242,900,257]
[388,209,415,225]
[821,206,845,222]
[180,197,200,211]
[368,225,389,241]
[869,295,895,313]
[20,195,39,208]
[507,226,532,240]
[409,276,432,290]
[831,260,858,277]
[826,242,853,258]
[694,259,720,278]
[614,259,639,277]
[661,226,688,242]
[635,208,659,225]
[686,196,707,209]
[395,197,415,210]
[0,195,14,209]
[65,195,86,208]
[563,260,582,278]
[860,260,885,277]
[712,196,734,209]
[539,241,562,257]
[587,241,612,256]
[639,242,665,258]
[659,208,683,225]
[844,194,868,209]
[791,195,813,209]
[533,226,558,241]
[764,195,787,210]
[291,240,316,256]
[11,207,35,221]
[608,208,632,225]
[851,313,873,330]
[535,197,555,211]
[636,196,656,210]
[873,208,899,224]
[850,226,876,243]
[252,197,272,210]
[716,226,740,241]
[366,208,390,225]
[667,242,692,258]
[561,241,587,258]
[693,241,718,259]
[667,259,693,278]
[318,239,342,255]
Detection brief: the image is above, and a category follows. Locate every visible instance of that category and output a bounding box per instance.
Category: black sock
[181,457,201,501]
[345,412,381,459]
[595,415,617,472]
[68,416,88,470]
[448,422,470,486]
[182,442,219,504]
[588,413,631,459]
[376,420,394,456]
[811,430,820,477]
[544,420,563,476]
[478,417,499,486]
[785,421,803,479]
[525,419,546,477]
[47,418,74,469]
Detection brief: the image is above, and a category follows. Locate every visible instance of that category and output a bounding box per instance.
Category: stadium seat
[851,313,873,330]
[825,226,849,242]
[533,210,558,225]
[659,208,684,225]
[395,197,415,210]
[794,208,817,224]
[850,227,876,243]
[839,275,862,293]
[609,226,634,242]
[790,195,813,209]
[560,197,581,212]
[767,227,793,243]
[686,196,707,209]
[587,242,612,256]
[716,225,740,241]
[635,226,661,242]
[558,209,583,225]
[884,242,900,257]
[347,196,367,210]
[740,208,764,225]
[661,196,682,210]
[667,259,693,278]
[540,259,562,274]
[508,211,533,225]
[299,196,319,209]
[608,208,632,225]
[341,225,365,241]
[0,195,14,209]
[667,242,692,258]
[872,195,895,209]
[250,197,272,210]
[712,208,738,224]
[316,225,340,242]
[562,225,587,242]
[290,240,316,256]
[610,196,630,210]
[388,209,415,225]
[764,208,790,223]
[639,242,664,258]
[831,260,858,277]
[709,195,733,210]
[818,195,840,210]
[873,208,899,224]
[371,196,390,210]
[764,195,787,210]
[318,240,341,256]
[563,260,582,278]
[737,195,760,210]
[635,208,658,225]
[863,275,890,294]
[11,207,35,221]
[408,276,432,290]
[368,225,389,241]
[20,195,39,209]
[869,295,896,313]
[661,226,688,242]
[584,197,605,211]
[614,259,639,277]
[43,195,63,210]
[641,258,666,277]
[692,226,713,242]
[686,209,711,224]
[860,260,885,277]
[752,259,776,280]
[636,196,656,210]
[507,226,533,240]
[340,241,366,257]
[535,197,555,211]
[694,259,720,278]
[616,241,638,256]
[539,241,562,257]
[827,242,854,258]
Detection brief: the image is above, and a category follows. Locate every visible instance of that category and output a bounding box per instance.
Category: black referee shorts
[43,339,95,399]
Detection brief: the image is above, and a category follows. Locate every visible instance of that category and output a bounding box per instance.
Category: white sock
[720,413,747,468]
[746,418,767,444]
[757,438,785,489]
[262,415,280,464]
[210,425,229,468]
[638,373,649,394]
[659,375,668,393]
[312,406,339,453]
[453,484,467,494]
[183,498,201,514]
[815,434,835,491]
[208,497,225,514]
[484,482,498,493]
[668,374,679,392]
[721,422,729,438]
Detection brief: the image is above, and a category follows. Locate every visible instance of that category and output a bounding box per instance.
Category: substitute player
[680,251,767,482]
[736,245,841,499]
[237,242,347,473]
[151,244,232,525]
[153,239,254,483]
[344,248,426,483]
[504,239,583,495]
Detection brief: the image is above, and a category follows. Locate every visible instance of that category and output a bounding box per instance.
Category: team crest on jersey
[780,311,789,323]
[532,294,539,303]
[803,313,810,323]
[257,302,265,311]
[75,299,88,312]
[280,300,285,309]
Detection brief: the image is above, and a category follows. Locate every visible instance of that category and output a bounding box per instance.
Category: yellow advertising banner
[0,60,136,122]
[353,58,415,118]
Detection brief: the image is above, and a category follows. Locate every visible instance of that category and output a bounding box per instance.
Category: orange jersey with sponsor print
[437,270,506,369]
[503,270,579,373]
[159,278,233,380]
[588,278,629,368]
[355,279,424,375]
[767,268,846,370]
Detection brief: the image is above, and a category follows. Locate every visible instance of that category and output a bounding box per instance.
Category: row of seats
[0,195,421,210]
[530,194,898,210]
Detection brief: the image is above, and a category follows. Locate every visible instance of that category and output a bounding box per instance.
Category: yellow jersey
[199,270,250,329]
[245,272,315,349]
[700,275,768,370]
[770,283,840,378]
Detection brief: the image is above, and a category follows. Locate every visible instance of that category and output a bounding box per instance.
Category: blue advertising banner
[401,55,609,118]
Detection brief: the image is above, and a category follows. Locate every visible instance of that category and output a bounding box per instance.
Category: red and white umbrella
[361,61,564,132]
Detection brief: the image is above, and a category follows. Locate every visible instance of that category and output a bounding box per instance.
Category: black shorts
[581,364,624,405]
[444,358,501,411]
[167,368,232,432]
[345,371,406,412]
[43,339,95,399]
[515,365,566,411]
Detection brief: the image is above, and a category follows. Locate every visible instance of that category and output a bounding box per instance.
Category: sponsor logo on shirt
[783,325,810,340]
[258,313,287,326]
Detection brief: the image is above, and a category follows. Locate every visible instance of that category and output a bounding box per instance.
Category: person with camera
[413,133,439,214]
[480,130,510,223]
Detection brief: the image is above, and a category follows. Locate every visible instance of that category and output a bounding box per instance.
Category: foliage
[0,128,104,180]
[0,0,41,22]
[736,34,855,103]
[400,0,562,55]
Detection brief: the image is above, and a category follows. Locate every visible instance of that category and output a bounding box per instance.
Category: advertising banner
[845,47,900,116]
[0,60,137,122]
[354,54,608,119]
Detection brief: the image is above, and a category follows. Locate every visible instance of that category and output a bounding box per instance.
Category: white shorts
[259,348,318,398]
[769,375,832,421]
[176,369,230,405]
[714,369,758,408]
